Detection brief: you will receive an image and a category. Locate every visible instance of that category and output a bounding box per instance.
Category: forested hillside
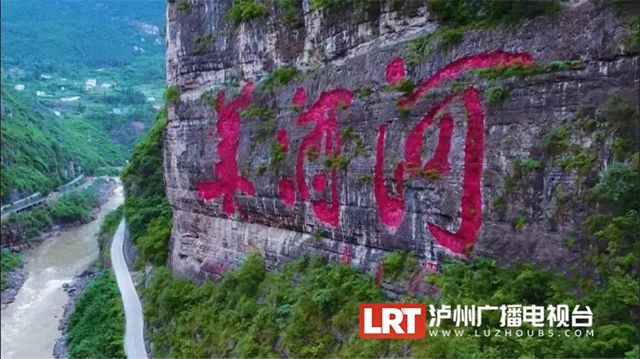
[1,87,123,201]
[0,0,165,203]
[1,0,165,72]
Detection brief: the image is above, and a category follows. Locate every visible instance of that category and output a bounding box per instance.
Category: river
[0,182,124,359]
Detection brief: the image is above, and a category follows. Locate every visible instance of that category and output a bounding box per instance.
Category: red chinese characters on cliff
[197,51,534,257]
[375,51,533,254]
[197,83,256,217]
[277,87,353,227]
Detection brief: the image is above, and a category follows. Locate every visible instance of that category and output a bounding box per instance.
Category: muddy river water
[1,183,124,359]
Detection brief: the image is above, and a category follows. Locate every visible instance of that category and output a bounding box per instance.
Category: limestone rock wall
[164,0,639,284]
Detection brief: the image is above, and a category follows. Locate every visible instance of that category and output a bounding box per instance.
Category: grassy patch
[269,142,287,169]
[304,146,319,162]
[356,87,373,99]
[193,32,213,55]
[262,67,301,91]
[279,0,300,24]
[397,106,412,118]
[175,0,193,13]
[427,0,562,28]
[486,85,509,106]
[358,174,372,184]
[511,214,527,231]
[200,89,221,110]
[322,154,350,171]
[254,119,277,145]
[241,104,277,119]
[166,85,180,105]
[541,125,570,157]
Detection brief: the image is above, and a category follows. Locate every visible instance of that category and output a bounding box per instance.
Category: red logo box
[359,303,426,339]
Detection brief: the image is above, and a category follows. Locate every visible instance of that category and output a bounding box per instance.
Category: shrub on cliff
[121,107,172,265]
[427,0,562,28]
[227,0,268,25]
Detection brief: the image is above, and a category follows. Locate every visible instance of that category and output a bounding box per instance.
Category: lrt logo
[359,303,426,339]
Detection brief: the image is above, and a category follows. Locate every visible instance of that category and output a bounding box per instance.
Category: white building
[84,79,97,90]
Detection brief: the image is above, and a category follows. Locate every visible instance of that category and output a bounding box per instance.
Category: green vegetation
[261,66,301,91]
[512,214,527,230]
[256,164,267,175]
[166,85,181,105]
[407,35,433,64]
[145,238,639,358]
[309,0,344,10]
[304,146,319,162]
[121,108,173,265]
[322,154,350,171]
[1,1,165,190]
[253,119,277,145]
[357,173,372,184]
[269,142,287,169]
[437,27,464,48]
[406,0,562,65]
[193,32,213,54]
[381,251,418,280]
[227,0,269,25]
[472,60,584,81]
[397,105,412,118]
[278,0,300,24]
[393,78,415,95]
[97,206,124,268]
[1,179,105,244]
[427,0,562,28]
[486,85,509,105]
[200,89,221,110]
[356,87,373,99]
[241,104,276,119]
[541,125,570,157]
[425,168,441,180]
[623,15,639,48]
[144,254,385,358]
[1,0,165,70]
[341,126,366,156]
[175,0,194,13]
[1,248,22,291]
[491,194,507,219]
[1,87,125,201]
[521,158,543,171]
[66,271,125,359]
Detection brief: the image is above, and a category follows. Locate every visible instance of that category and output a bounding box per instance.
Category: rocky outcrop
[163,0,639,282]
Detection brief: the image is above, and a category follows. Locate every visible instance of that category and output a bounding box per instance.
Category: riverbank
[0,178,117,309]
[53,267,100,359]
[1,182,124,358]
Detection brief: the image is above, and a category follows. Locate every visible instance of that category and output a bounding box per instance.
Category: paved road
[111,220,148,359]
[0,177,96,221]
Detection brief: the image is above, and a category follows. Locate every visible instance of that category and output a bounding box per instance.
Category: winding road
[111,220,148,359]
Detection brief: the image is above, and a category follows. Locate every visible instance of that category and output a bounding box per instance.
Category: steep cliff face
[164,0,638,282]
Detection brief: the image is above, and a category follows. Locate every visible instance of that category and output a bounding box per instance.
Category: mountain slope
[1,86,124,201]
